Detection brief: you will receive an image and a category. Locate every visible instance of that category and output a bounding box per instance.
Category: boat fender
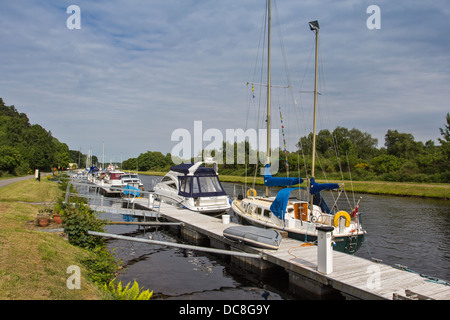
[247,188,257,197]
[333,211,351,228]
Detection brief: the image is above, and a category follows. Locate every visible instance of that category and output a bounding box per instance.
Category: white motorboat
[119,173,144,190]
[154,160,231,214]
[103,169,126,191]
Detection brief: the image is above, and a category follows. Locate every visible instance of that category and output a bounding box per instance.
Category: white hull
[154,187,230,214]
[231,198,365,243]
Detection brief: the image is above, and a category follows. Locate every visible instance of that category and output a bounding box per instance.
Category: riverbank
[137,170,449,199]
[0,178,104,299]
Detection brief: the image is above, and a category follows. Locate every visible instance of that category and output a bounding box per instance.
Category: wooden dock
[118,197,450,300]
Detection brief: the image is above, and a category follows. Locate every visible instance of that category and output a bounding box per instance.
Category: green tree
[385,129,423,158]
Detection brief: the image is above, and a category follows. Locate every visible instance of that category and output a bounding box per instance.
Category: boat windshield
[178,175,226,197]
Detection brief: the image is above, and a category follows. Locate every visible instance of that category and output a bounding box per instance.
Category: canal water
[103,175,449,299]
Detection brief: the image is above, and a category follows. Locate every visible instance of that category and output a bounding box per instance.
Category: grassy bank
[137,170,449,199]
[0,178,104,299]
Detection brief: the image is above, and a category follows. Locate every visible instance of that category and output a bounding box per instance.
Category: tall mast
[265,0,272,197]
[309,20,319,206]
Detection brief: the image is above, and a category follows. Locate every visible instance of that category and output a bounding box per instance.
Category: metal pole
[265,0,272,198]
[87,231,262,259]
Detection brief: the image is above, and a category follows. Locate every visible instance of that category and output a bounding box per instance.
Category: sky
[1,0,449,164]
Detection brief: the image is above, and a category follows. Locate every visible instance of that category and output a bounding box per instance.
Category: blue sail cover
[309,177,339,214]
[309,177,339,194]
[264,164,302,187]
[269,187,299,220]
[88,166,99,174]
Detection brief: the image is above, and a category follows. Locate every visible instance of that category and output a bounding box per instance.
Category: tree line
[0,98,75,176]
[289,121,449,183]
[2,97,448,183]
[123,114,449,183]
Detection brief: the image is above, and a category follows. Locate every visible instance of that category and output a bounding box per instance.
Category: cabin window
[167,182,177,190]
[198,176,224,193]
[256,207,262,215]
[192,177,200,194]
[263,210,270,218]
[178,175,226,197]
[182,177,191,194]
[161,176,172,183]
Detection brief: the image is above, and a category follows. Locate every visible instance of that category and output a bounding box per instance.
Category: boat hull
[231,202,365,254]
[287,230,365,254]
[155,193,231,215]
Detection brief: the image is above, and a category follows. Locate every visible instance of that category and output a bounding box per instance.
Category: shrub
[60,198,107,250]
[104,278,153,300]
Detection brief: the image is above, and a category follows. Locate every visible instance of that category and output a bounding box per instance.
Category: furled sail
[263,164,302,187]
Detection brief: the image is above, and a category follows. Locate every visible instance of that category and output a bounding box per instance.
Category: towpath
[0,173,51,189]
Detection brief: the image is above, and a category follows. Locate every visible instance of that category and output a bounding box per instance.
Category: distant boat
[119,173,144,190]
[231,2,365,254]
[154,159,231,214]
[103,169,126,191]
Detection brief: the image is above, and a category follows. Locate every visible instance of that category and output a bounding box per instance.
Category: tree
[385,129,423,159]
[438,113,450,158]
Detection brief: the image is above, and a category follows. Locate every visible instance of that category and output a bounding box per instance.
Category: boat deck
[123,197,450,300]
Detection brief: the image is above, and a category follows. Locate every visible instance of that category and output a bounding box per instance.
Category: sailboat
[231,2,365,254]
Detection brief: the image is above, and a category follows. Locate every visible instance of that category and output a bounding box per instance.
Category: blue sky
[1,0,449,163]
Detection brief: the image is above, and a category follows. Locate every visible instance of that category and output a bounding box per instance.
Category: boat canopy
[269,187,299,220]
[177,175,227,198]
[170,163,217,176]
[263,164,302,187]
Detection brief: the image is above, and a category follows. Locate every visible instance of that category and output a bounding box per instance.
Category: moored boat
[154,159,231,214]
[230,3,365,254]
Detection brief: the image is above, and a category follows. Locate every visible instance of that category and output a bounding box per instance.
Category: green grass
[0,178,105,300]
[0,178,61,203]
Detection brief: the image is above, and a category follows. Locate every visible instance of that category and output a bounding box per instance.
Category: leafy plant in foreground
[104,278,153,300]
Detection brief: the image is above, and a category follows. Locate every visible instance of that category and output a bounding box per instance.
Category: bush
[82,247,121,285]
[60,198,107,250]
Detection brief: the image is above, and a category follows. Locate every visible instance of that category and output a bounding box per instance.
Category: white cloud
[0,0,449,160]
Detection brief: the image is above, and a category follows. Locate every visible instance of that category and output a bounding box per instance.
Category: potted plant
[52,213,62,224]
[36,207,52,227]
[36,213,50,227]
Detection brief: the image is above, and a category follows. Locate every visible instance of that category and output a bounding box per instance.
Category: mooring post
[316,226,334,275]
